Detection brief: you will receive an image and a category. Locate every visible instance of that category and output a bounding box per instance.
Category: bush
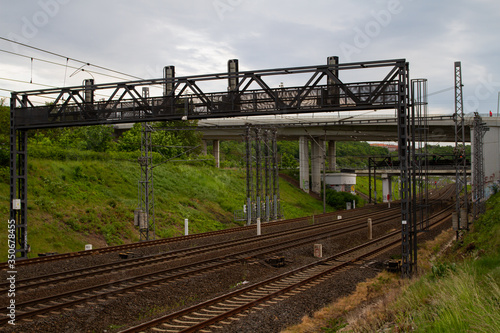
[0,147,8,167]
[324,189,360,210]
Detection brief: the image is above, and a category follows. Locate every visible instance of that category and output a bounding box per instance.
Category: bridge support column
[311,138,325,194]
[299,136,309,192]
[201,140,207,155]
[482,125,500,198]
[382,174,392,202]
[328,140,337,171]
[213,140,220,168]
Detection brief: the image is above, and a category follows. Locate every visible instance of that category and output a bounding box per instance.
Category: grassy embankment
[284,191,500,333]
[0,151,331,261]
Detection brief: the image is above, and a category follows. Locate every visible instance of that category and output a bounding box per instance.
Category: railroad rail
[119,207,453,333]
[0,185,455,331]
[0,206,403,294]
[0,206,404,325]
[0,202,395,269]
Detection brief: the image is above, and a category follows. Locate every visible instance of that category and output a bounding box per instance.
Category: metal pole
[497,91,499,117]
[368,158,372,203]
[323,132,327,213]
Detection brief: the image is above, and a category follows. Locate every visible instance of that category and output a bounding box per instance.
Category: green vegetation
[0,154,328,260]
[323,189,362,210]
[218,140,390,170]
[283,191,500,333]
[0,102,468,265]
[388,193,500,332]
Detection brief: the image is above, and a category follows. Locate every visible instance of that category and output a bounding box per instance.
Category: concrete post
[257,217,261,236]
[368,218,373,240]
[311,138,324,194]
[299,136,309,192]
[213,140,220,168]
[201,140,207,155]
[314,244,323,258]
[382,174,392,202]
[184,218,189,236]
[328,140,337,171]
[246,197,252,226]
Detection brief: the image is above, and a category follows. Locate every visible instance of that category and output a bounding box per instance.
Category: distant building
[325,173,356,194]
[370,143,398,152]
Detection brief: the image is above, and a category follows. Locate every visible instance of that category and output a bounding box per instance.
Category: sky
[1,0,500,116]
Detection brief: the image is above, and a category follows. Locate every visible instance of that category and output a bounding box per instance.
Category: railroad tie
[173,318,199,324]
[161,323,189,329]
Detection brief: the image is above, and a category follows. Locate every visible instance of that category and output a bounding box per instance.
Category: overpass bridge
[197,113,462,142]
[196,114,499,197]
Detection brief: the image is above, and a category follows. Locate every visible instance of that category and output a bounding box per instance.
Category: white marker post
[184,219,189,236]
[257,217,261,236]
[368,218,373,240]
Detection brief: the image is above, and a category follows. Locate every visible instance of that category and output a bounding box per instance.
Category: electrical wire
[0,78,102,101]
[0,77,57,88]
[0,36,143,80]
[0,49,131,81]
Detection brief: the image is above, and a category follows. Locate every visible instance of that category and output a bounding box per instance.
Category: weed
[431,262,456,279]
[320,317,347,332]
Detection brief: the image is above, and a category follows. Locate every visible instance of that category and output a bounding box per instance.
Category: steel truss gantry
[10,59,413,277]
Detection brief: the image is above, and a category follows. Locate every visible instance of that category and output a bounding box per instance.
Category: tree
[0,104,9,166]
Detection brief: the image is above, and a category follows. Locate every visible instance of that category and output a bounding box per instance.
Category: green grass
[387,191,500,332]
[0,154,328,261]
[356,176,400,202]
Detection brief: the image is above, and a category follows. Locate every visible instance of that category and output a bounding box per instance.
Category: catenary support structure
[10,58,416,275]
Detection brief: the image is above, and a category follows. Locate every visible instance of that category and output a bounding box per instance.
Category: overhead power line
[0,36,143,80]
[0,49,131,81]
[0,77,57,88]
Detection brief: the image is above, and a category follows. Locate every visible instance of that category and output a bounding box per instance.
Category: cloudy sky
[1,0,499,116]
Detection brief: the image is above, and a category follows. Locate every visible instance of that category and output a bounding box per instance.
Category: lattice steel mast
[245,125,281,224]
[137,87,155,241]
[411,79,430,231]
[454,62,468,232]
[398,62,415,277]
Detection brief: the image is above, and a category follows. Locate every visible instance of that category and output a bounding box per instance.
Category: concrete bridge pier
[382,174,392,202]
[328,140,337,171]
[311,138,325,194]
[213,140,220,168]
[299,136,310,192]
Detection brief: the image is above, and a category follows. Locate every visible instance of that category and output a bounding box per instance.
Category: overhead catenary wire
[0,36,143,80]
[0,49,132,82]
[0,77,107,101]
[0,77,57,89]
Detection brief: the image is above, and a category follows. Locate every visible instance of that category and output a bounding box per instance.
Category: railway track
[0,205,404,325]
[118,207,453,333]
[0,185,456,332]
[0,206,401,294]
[0,202,394,270]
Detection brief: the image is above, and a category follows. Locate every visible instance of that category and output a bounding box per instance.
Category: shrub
[324,189,360,210]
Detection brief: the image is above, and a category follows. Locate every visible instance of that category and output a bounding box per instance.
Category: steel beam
[10,93,29,258]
